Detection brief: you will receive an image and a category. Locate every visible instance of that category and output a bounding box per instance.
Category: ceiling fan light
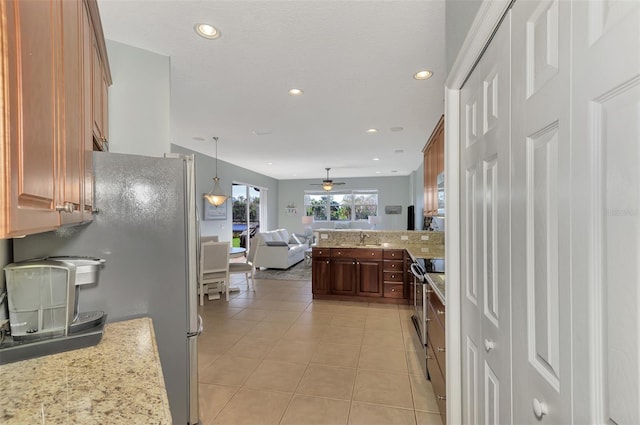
[322,182,333,191]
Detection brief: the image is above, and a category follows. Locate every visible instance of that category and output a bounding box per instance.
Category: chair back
[200,241,230,278]
[201,235,219,243]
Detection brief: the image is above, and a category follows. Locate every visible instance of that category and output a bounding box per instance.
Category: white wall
[105,40,171,156]
[446,0,483,73]
[278,176,412,234]
[171,145,279,241]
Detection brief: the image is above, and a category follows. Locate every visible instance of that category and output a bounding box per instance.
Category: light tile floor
[198,272,443,425]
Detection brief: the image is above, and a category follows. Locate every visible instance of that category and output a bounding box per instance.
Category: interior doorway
[231,183,262,252]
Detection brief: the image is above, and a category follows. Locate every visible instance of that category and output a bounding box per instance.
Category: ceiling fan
[310,168,346,191]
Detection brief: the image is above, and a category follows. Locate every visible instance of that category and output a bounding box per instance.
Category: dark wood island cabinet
[312,247,407,305]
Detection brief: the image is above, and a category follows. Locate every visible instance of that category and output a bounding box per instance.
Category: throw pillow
[289,234,307,245]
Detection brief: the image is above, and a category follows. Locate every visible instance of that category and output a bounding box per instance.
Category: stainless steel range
[409,258,429,378]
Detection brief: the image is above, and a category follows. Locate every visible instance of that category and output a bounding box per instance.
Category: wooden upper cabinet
[1,0,61,237]
[59,0,85,225]
[82,1,94,219]
[0,0,110,238]
[423,115,444,217]
[87,0,111,151]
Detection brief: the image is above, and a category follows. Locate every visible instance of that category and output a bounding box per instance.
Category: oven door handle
[410,263,426,282]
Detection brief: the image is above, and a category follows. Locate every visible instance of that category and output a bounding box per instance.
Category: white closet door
[511,0,573,423]
[459,11,512,425]
[571,1,640,423]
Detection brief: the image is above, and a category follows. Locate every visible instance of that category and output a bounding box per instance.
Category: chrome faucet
[359,231,370,245]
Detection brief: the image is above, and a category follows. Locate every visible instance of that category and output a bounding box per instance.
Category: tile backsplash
[314,229,444,247]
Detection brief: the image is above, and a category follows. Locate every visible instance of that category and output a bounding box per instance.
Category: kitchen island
[312,229,444,304]
[0,317,171,424]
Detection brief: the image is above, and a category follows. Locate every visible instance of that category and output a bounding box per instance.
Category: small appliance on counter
[0,257,107,365]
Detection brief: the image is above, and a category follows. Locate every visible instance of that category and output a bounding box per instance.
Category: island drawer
[383,283,404,298]
[383,271,403,282]
[331,248,382,260]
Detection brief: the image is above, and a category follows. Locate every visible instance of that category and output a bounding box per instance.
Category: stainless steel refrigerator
[13,152,202,424]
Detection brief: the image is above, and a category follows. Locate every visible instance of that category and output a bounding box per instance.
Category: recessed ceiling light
[194,23,221,39]
[390,126,404,132]
[395,149,404,154]
[375,171,381,174]
[373,158,380,161]
[288,88,304,96]
[366,128,378,133]
[267,162,273,165]
[192,136,205,141]
[413,70,433,80]
[391,170,398,173]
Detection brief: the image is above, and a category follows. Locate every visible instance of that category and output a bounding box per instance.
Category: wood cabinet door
[357,259,382,297]
[312,257,330,295]
[59,0,84,224]
[2,0,60,236]
[330,258,357,295]
[81,1,93,219]
[91,35,104,145]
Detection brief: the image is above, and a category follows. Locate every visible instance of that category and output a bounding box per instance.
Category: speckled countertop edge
[426,273,446,305]
[0,317,172,424]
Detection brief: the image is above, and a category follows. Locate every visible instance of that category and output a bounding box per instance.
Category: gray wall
[171,145,279,240]
[278,176,412,234]
[446,0,483,73]
[105,40,171,156]
[0,240,11,322]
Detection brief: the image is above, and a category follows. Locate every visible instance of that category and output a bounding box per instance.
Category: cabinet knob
[371,252,375,256]
[56,202,75,213]
[391,274,396,279]
[437,395,447,401]
[426,354,433,360]
[391,288,396,292]
[426,289,434,294]
[437,309,445,316]
[326,260,329,264]
[436,346,445,353]
[532,398,548,419]
[100,136,108,142]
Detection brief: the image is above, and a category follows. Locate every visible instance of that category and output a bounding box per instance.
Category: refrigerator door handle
[188,314,204,337]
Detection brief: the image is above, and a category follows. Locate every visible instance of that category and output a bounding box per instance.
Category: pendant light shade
[204,137,228,207]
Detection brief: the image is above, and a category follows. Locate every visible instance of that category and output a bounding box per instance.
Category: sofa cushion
[261,232,276,243]
[265,240,289,248]
[276,229,289,242]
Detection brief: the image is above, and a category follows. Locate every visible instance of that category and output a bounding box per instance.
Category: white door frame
[444,2,512,423]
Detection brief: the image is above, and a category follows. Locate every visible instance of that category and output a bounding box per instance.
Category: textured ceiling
[98,0,446,182]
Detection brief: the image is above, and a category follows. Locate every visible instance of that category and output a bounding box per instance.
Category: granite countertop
[316,242,445,260]
[0,317,171,424]
[426,273,446,305]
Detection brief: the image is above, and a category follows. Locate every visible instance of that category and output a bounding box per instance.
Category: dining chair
[228,244,257,292]
[199,241,230,305]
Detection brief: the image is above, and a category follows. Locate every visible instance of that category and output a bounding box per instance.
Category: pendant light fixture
[203,136,228,207]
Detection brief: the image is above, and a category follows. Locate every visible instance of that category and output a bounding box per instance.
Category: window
[304,190,378,221]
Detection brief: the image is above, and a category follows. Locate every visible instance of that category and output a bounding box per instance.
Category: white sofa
[253,229,309,270]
